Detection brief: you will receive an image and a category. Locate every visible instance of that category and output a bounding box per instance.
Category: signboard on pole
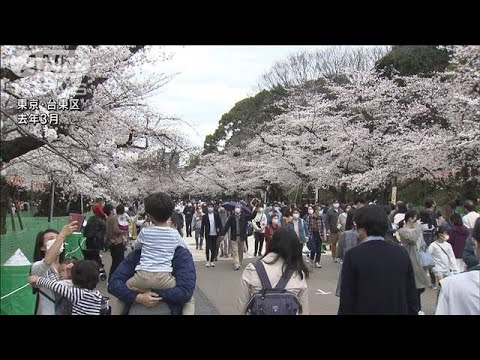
[391,186,397,204]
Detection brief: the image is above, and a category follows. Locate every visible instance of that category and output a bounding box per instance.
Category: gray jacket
[337,230,358,259]
[326,208,344,233]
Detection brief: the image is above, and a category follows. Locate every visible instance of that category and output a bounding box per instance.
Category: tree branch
[1,137,46,163]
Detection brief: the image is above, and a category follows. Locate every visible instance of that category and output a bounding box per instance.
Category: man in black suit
[338,205,418,315]
[183,201,194,237]
[345,196,365,231]
[201,203,222,267]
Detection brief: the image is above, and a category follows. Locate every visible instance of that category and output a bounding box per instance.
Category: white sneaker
[315,262,322,268]
[418,310,425,315]
[210,262,215,267]
[206,262,211,267]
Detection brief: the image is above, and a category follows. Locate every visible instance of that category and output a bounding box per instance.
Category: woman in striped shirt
[29,260,103,315]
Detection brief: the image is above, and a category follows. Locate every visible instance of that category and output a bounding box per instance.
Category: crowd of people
[27,193,480,315]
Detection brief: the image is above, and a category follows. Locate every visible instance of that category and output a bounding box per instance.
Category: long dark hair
[262,228,309,280]
[399,209,418,229]
[33,229,60,262]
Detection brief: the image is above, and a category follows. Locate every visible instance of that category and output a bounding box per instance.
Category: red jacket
[265,224,280,242]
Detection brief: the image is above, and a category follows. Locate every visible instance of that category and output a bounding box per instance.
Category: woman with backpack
[83,204,107,279]
[237,228,309,315]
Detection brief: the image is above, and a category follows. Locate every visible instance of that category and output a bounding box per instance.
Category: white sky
[147,45,333,147]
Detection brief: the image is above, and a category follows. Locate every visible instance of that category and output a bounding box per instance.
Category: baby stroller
[99,265,107,281]
[100,296,111,315]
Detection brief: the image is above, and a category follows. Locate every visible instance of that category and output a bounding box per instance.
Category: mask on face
[308,209,314,214]
[333,203,340,209]
[45,239,64,254]
[272,218,279,225]
[235,208,241,215]
[188,203,192,206]
[208,207,214,213]
[293,213,300,219]
[443,235,450,241]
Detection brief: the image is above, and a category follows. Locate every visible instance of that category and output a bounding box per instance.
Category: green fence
[1,214,90,315]
[1,213,92,264]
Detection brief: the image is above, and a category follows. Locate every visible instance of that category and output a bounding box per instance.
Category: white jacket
[427,241,457,274]
[252,212,267,233]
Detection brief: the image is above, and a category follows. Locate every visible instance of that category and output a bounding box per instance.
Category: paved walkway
[100,235,439,315]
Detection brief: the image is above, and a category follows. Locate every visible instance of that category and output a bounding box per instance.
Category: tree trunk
[9,203,16,232]
[0,176,10,235]
[460,165,479,203]
[49,182,55,223]
[339,183,348,204]
[15,201,24,230]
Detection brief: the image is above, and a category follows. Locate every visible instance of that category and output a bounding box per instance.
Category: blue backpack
[246,261,302,315]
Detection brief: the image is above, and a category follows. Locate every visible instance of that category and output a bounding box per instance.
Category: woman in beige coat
[398,210,431,313]
[237,228,309,315]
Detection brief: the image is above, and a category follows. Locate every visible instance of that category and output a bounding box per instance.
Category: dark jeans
[417,288,425,312]
[429,269,436,287]
[215,238,220,261]
[254,232,265,255]
[309,231,322,263]
[206,235,218,262]
[194,229,203,249]
[83,249,103,269]
[185,217,193,237]
[109,243,125,281]
[84,237,104,269]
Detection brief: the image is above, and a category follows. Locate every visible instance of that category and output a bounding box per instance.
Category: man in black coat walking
[338,204,418,315]
[183,201,194,237]
[201,203,223,267]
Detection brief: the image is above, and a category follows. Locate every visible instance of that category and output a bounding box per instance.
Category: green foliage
[185,153,201,170]
[376,46,453,78]
[203,87,288,154]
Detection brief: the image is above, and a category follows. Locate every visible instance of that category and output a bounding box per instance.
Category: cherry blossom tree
[0,45,192,233]
[182,46,479,201]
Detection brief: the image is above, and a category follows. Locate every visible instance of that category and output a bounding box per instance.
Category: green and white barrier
[0,249,35,315]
